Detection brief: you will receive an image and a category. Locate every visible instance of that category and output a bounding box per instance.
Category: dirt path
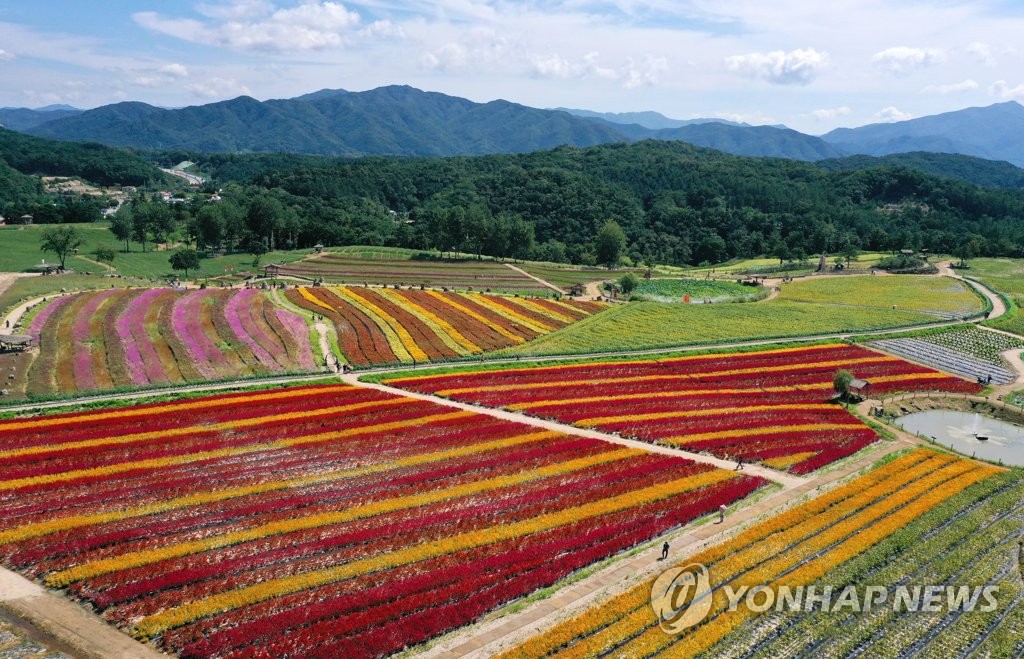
[0,567,163,658]
[503,263,564,295]
[313,319,334,367]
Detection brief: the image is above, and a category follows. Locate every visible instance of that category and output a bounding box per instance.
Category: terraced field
[275,255,549,293]
[632,278,763,302]
[284,286,606,367]
[19,288,318,398]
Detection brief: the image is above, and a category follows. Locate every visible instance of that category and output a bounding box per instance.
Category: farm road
[503,263,563,295]
[344,374,806,489]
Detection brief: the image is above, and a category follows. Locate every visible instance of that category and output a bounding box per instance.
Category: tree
[619,272,639,295]
[595,220,627,268]
[833,369,853,400]
[169,248,200,278]
[109,210,133,253]
[39,225,83,270]
[94,246,116,268]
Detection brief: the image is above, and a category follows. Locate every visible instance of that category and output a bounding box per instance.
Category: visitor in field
[719,504,726,524]
[736,456,744,471]
[661,542,669,560]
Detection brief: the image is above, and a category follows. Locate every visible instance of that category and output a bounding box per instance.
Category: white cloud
[966,42,995,66]
[920,79,978,94]
[159,63,190,78]
[989,80,1024,101]
[527,52,665,89]
[0,49,14,61]
[871,47,944,74]
[810,106,851,120]
[723,48,828,85]
[874,106,913,122]
[135,2,367,54]
[187,77,252,98]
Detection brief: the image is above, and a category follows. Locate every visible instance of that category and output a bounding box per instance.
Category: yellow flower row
[761,451,818,469]
[435,356,898,396]
[651,463,997,657]
[297,287,335,312]
[515,298,575,324]
[426,290,528,343]
[330,287,422,363]
[0,429,562,546]
[503,450,946,657]
[131,468,737,638]
[506,384,832,411]
[574,403,835,428]
[466,293,554,333]
[374,288,480,354]
[47,446,643,587]
[390,343,852,384]
[0,397,414,461]
[553,455,967,659]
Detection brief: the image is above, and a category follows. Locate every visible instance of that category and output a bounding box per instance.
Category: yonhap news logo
[651,562,1002,634]
[650,563,714,633]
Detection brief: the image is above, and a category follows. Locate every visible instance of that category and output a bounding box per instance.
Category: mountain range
[4,85,1024,168]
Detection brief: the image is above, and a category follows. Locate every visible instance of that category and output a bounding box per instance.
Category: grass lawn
[778,274,983,316]
[0,224,305,280]
[683,252,893,277]
[632,278,764,302]
[0,273,152,315]
[496,299,934,357]
[962,257,1024,295]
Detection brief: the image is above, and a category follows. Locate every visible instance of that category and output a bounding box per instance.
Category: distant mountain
[817,151,1024,189]
[822,101,1024,167]
[0,105,83,131]
[27,86,627,157]
[554,108,744,130]
[649,124,844,160]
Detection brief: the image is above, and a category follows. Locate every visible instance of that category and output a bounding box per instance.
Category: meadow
[497,300,935,358]
[778,275,984,317]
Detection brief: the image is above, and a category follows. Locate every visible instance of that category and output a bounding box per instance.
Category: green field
[0,224,303,280]
[683,252,893,277]
[778,275,983,316]
[0,273,152,316]
[517,263,644,289]
[964,257,1024,295]
[632,278,764,302]
[495,300,934,357]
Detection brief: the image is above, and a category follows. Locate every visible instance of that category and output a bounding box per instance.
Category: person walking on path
[736,456,744,471]
[661,542,669,560]
[718,504,726,524]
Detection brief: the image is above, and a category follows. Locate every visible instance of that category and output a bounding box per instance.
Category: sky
[1,0,1023,134]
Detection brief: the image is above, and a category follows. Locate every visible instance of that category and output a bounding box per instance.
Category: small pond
[897,410,1024,467]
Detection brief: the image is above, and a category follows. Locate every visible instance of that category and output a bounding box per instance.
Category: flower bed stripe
[665,422,867,446]
[334,287,427,362]
[46,447,645,587]
[130,468,737,639]
[375,288,479,354]
[574,403,836,428]
[0,429,562,546]
[425,290,528,343]
[466,294,554,333]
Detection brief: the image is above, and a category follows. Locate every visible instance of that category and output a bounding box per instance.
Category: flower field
[284,286,606,366]
[386,344,982,473]
[778,275,983,317]
[495,300,936,358]
[0,383,766,657]
[505,449,1021,658]
[275,254,549,292]
[23,288,317,396]
[633,278,762,303]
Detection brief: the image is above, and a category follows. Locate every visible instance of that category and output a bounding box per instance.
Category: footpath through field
[502,263,564,295]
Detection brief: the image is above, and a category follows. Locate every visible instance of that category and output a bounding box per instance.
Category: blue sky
[2,1,1023,133]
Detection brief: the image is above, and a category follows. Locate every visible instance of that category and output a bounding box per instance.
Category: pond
[896,409,1024,467]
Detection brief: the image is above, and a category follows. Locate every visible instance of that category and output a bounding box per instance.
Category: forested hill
[191,139,1024,266]
[0,128,166,187]
[817,152,1024,189]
